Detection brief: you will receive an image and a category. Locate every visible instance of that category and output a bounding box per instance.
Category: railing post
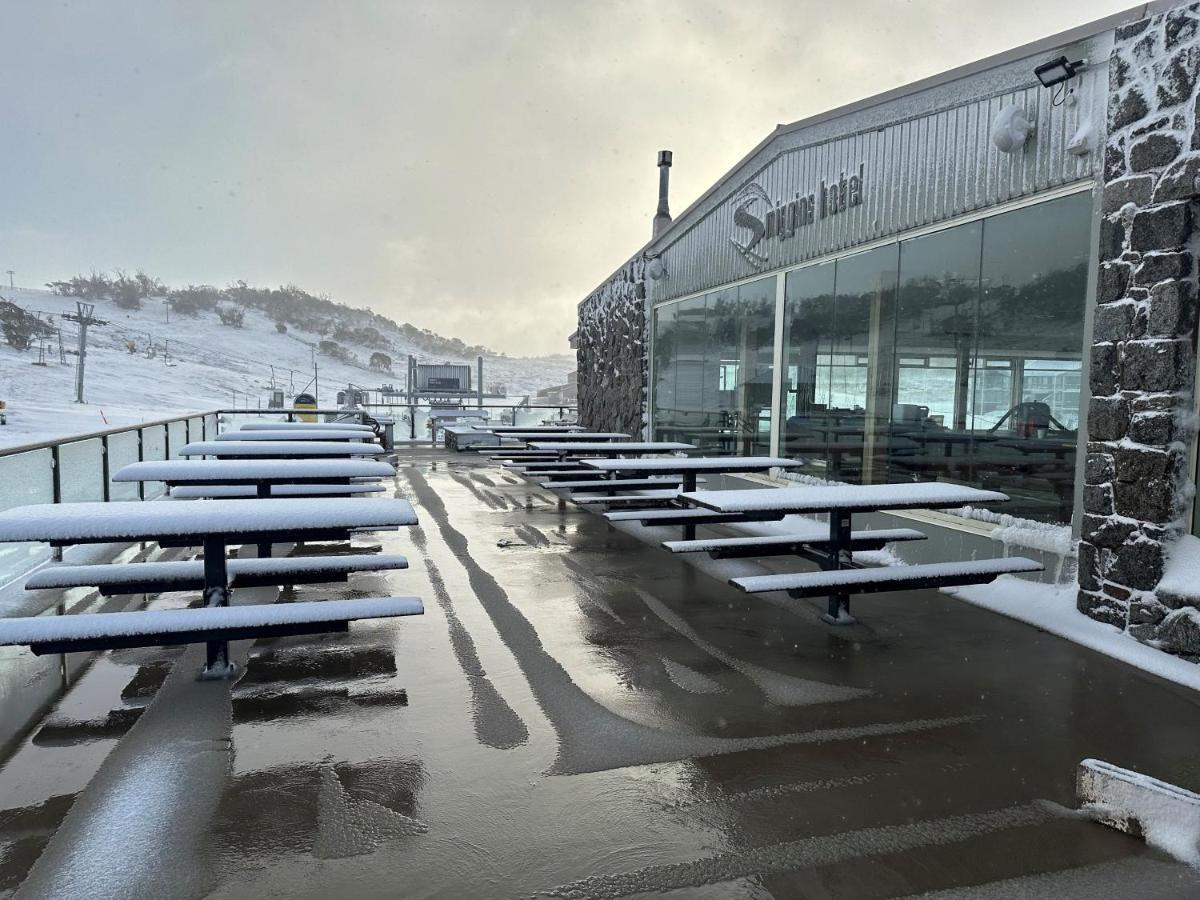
[101,434,110,502]
[50,445,61,504]
[164,423,170,460]
[136,428,145,500]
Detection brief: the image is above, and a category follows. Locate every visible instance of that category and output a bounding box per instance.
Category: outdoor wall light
[991,105,1033,153]
[1034,55,1085,88]
[645,253,667,281]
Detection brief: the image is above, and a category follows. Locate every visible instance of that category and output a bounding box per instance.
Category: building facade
[576,2,1200,655]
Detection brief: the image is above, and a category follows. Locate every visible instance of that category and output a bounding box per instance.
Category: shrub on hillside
[217,305,245,327]
[369,351,393,372]
[170,284,221,316]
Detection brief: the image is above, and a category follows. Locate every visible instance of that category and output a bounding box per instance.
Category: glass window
[776,192,1091,523]
[971,192,1091,521]
[653,276,775,455]
[651,303,677,439]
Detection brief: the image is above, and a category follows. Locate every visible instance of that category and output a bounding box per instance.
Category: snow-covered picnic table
[240,421,375,432]
[580,456,803,538]
[0,497,417,547]
[113,458,395,486]
[526,441,694,456]
[501,431,629,442]
[475,424,582,433]
[214,429,374,442]
[672,482,1039,624]
[179,440,386,458]
[0,497,419,676]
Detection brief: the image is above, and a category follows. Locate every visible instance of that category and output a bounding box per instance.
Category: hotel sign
[730,163,865,268]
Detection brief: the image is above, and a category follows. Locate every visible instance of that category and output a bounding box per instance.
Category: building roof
[579,2,1170,309]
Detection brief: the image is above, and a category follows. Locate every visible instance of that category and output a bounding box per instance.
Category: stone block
[1109,87,1149,132]
[1098,216,1125,261]
[1097,262,1131,303]
[1119,339,1178,391]
[1156,45,1200,107]
[1130,133,1183,171]
[1082,513,1136,549]
[1088,396,1130,441]
[1129,202,1194,252]
[1113,445,1171,481]
[1128,411,1174,445]
[1154,607,1200,654]
[1078,541,1103,591]
[1134,251,1193,286]
[1107,537,1165,590]
[1114,477,1175,523]
[1123,339,1193,392]
[1089,343,1119,396]
[1084,452,1116,484]
[1131,115,1172,138]
[1165,6,1199,49]
[1077,589,1127,626]
[1151,152,1200,203]
[1146,279,1198,335]
[1093,304,1134,344]
[1115,18,1151,42]
[1104,176,1156,217]
[1083,482,1115,516]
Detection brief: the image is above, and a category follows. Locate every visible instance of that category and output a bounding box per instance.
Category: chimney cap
[657,150,672,167]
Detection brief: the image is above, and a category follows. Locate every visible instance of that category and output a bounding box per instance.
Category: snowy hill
[0,286,573,448]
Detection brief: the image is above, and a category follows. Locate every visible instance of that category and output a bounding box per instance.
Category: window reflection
[653,276,775,455]
[777,192,1090,523]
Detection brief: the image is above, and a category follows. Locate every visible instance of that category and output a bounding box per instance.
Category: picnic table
[213,429,373,442]
[475,425,582,433]
[0,498,419,676]
[679,482,1040,624]
[499,432,629,442]
[581,456,803,538]
[179,440,386,459]
[240,421,375,432]
[113,458,395,489]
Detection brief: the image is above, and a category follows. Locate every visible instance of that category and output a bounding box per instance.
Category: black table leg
[681,472,698,541]
[256,482,272,558]
[821,510,855,625]
[200,535,236,680]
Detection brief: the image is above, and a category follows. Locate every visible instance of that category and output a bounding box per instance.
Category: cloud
[0,0,1129,355]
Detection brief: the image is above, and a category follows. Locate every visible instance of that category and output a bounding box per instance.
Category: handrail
[0,409,222,458]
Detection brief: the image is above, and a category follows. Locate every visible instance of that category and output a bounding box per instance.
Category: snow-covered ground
[0,287,573,449]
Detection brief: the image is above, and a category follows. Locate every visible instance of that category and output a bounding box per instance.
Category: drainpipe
[652,150,672,238]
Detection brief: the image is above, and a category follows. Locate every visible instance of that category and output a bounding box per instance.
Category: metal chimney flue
[652,150,672,238]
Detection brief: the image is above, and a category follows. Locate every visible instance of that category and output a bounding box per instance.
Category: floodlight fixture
[1035,56,1085,88]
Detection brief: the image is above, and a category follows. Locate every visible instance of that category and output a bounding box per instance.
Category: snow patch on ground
[947,578,1200,692]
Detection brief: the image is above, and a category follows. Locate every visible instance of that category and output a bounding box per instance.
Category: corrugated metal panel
[655,65,1101,303]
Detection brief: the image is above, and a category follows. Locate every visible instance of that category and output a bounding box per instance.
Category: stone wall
[576,258,647,437]
[1078,2,1200,652]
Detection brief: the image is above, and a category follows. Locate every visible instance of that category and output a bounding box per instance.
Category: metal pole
[74,301,91,403]
[101,434,110,502]
[477,355,484,409]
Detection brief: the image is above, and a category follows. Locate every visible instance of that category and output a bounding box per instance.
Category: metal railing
[359,402,577,440]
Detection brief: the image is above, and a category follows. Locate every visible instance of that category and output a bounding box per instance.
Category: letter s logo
[730,183,770,268]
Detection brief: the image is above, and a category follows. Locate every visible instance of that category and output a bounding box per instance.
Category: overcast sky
[2,0,1131,357]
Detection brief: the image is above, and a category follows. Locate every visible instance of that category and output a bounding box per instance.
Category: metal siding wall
[655,67,1102,303]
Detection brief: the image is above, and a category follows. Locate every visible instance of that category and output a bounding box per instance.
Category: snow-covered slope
[0,287,573,448]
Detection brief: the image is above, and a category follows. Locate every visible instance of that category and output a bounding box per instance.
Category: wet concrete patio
[1,447,1199,898]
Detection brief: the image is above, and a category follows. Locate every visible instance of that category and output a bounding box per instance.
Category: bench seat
[170,484,383,499]
[540,477,683,492]
[604,508,786,525]
[0,596,424,655]
[731,557,1043,596]
[26,554,409,595]
[571,490,682,506]
[520,469,601,478]
[663,528,927,557]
